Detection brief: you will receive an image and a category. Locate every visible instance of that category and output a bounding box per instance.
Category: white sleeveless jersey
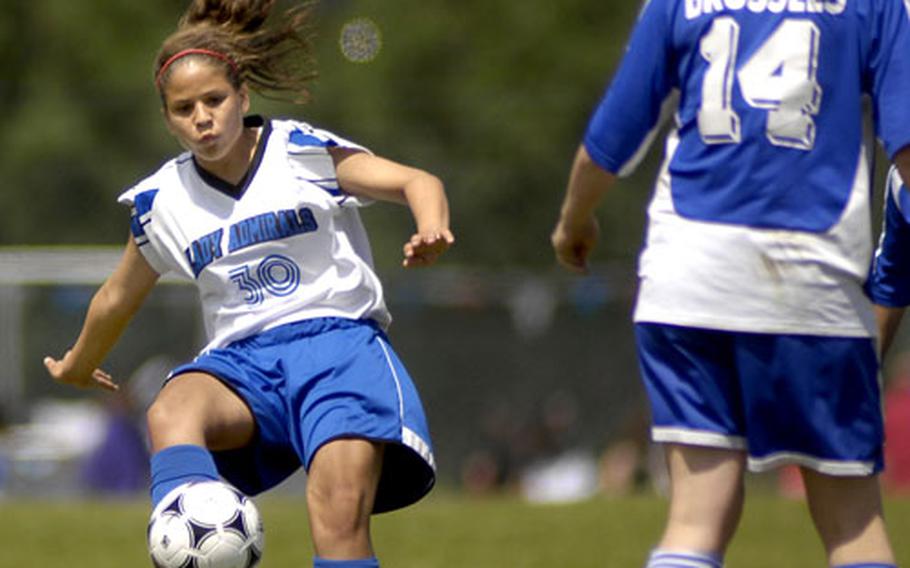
[118,117,390,351]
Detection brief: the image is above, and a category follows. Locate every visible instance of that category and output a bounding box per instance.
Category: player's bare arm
[330,147,454,268]
[875,304,905,359]
[874,145,910,359]
[893,145,910,189]
[44,237,160,391]
[551,144,616,273]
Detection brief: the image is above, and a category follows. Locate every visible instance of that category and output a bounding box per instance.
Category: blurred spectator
[597,402,668,496]
[882,350,910,494]
[518,391,599,503]
[507,277,557,340]
[460,401,522,496]
[461,449,508,496]
[777,465,805,499]
[79,356,172,497]
[461,390,671,501]
[79,391,149,496]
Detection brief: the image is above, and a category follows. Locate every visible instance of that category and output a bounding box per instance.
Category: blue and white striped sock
[645,549,723,568]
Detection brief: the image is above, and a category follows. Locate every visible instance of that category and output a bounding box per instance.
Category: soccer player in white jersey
[552,0,910,566]
[43,1,453,567]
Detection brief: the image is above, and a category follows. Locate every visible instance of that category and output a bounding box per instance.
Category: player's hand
[403,229,455,268]
[551,215,600,273]
[43,350,119,392]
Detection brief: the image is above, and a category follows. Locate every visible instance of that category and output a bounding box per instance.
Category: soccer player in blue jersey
[552,0,910,566]
[871,167,910,358]
[43,1,453,567]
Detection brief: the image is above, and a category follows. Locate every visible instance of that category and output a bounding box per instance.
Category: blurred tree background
[0,1,668,490]
[0,0,652,269]
[3,0,904,494]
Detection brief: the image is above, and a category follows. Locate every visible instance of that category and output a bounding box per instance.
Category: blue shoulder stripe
[129,189,159,240]
[289,129,338,148]
[134,189,159,216]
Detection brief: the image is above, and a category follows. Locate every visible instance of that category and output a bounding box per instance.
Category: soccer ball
[148,480,264,568]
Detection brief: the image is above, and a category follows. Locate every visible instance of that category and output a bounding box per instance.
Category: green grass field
[1,492,909,567]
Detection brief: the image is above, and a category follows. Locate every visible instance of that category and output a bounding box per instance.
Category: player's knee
[307,480,371,533]
[146,395,200,439]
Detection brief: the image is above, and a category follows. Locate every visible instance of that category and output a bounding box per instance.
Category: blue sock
[833,564,897,567]
[646,549,723,568]
[149,444,219,507]
[313,558,380,568]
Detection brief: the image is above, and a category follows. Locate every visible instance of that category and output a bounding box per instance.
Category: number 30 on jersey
[230,254,302,305]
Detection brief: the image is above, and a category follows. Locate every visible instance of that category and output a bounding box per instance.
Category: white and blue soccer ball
[148,480,264,568]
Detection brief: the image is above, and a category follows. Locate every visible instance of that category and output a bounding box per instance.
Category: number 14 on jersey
[698,17,822,151]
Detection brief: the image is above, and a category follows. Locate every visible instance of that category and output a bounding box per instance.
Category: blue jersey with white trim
[586,0,910,231]
[869,167,910,308]
[119,117,390,351]
[584,0,910,337]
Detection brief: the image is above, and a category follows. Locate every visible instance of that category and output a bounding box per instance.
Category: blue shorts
[168,317,436,513]
[635,323,884,475]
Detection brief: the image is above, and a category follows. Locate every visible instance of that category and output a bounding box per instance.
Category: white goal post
[0,246,187,285]
[0,247,184,421]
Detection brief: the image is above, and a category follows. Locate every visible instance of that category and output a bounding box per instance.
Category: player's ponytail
[155,0,317,102]
[179,0,275,33]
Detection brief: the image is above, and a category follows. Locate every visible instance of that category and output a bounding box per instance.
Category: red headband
[155,48,239,88]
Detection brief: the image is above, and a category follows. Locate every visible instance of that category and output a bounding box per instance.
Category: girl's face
[161,59,250,169]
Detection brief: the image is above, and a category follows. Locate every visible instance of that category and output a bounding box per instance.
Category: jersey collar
[192,115,272,200]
